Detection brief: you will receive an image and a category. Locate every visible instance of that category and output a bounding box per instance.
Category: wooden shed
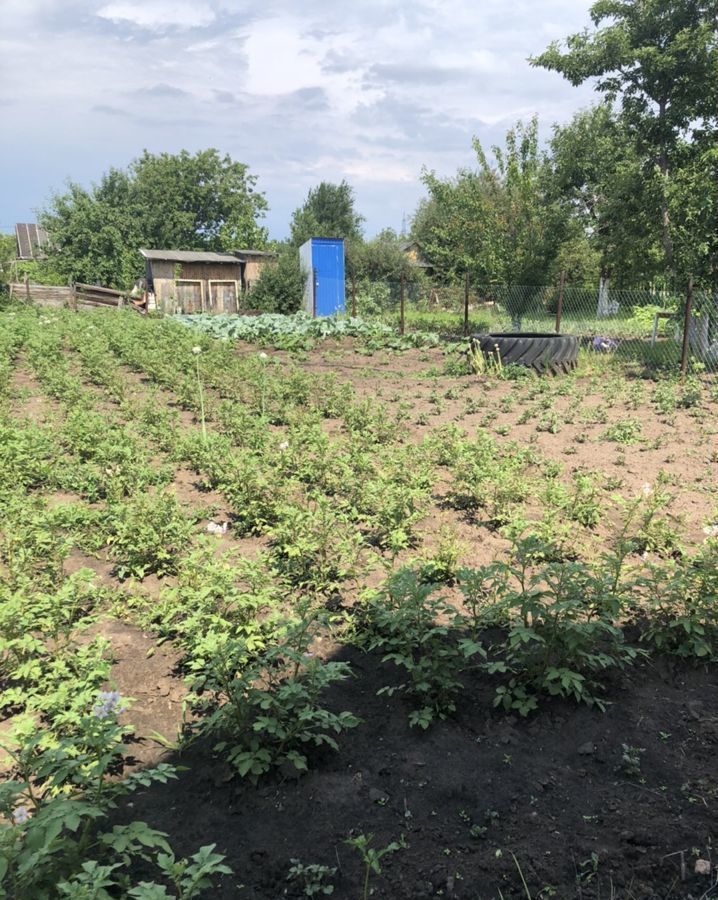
[234,249,276,293]
[140,249,276,314]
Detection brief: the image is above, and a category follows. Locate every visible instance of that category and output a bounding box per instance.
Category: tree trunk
[657,99,674,279]
[597,275,611,318]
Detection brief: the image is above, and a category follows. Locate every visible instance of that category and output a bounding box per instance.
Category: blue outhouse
[299,238,345,317]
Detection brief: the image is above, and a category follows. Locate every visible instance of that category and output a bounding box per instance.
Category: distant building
[15,223,48,260]
[140,248,275,314]
[400,240,432,273]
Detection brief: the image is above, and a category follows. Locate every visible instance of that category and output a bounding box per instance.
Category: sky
[0,0,598,240]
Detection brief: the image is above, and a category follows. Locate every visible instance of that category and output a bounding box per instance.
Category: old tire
[471,332,579,375]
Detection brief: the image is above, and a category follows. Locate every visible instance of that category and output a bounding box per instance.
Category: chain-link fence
[346,277,718,374]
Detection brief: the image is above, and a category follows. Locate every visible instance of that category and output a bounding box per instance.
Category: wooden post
[70,282,78,312]
[555,271,565,334]
[680,275,694,379]
[399,273,405,335]
[25,275,30,304]
[351,274,357,318]
[463,271,470,336]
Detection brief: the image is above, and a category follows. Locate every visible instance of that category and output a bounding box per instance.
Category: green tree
[353,228,420,282]
[532,0,718,279]
[546,104,663,287]
[289,181,364,248]
[41,150,268,289]
[667,137,718,288]
[418,118,564,288]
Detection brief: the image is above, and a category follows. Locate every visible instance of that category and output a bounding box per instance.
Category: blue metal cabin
[299,238,346,316]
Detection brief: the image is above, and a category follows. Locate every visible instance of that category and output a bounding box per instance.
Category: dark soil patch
[113,647,718,899]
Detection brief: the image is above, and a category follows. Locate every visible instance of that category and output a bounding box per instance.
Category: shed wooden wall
[148,260,243,314]
[243,256,274,291]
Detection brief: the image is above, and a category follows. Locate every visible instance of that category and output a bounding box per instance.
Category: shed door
[175,280,203,313]
[312,241,345,316]
[209,281,238,314]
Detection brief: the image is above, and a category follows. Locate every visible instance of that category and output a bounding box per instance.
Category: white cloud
[97,1,215,30]
[1,0,598,238]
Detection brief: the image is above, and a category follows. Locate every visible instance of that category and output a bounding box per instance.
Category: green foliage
[269,499,362,595]
[344,833,406,900]
[451,430,534,527]
[357,570,483,728]
[189,618,360,780]
[286,860,337,896]
[249,246,305,314]
[41,149,268,288]
[484,536,641,714]
[173,311,439,351]
[418,118,566,303]
[532,0,718,283]
[638,542,718,659]
[289,180,364,248]
[107,490,194,579]
[0,693,228,899]
[602,418,642,444]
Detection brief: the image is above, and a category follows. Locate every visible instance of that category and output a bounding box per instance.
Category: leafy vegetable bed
[173,312,440,350]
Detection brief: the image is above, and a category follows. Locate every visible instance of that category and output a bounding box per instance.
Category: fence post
[70,282,78,312]
[312,268,317,317]
[680,275,694,379]
[555,271,565,334]
[351,274,357,318]
[25,275,30,304]
[399,274,405,335]
[463,271,470,336]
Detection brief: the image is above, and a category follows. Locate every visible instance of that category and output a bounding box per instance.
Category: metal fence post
[351,274,357,318]
[312,267,317,317]
[399,273,405,335]
[680,275,694,379]
[463,271,470,336]
[555,271,565,334]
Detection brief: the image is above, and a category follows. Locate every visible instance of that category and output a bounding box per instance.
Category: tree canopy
[41,149,268,289]
[415,118,568,286]
[532,0,718,284]
[289,181,364,248]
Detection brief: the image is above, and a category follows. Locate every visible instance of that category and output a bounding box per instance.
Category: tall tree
[41,150,268,288]
[418,118,564,286]
[532,0,718,280]
[289,180,364,248]
[546,104,663,287]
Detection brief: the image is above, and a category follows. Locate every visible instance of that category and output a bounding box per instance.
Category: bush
[248,248,305,314]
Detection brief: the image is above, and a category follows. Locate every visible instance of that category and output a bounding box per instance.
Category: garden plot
[1,306,718,899]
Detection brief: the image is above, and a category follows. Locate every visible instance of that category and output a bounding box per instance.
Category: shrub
[248,248,304,314]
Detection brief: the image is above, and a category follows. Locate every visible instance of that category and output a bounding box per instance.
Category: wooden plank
[74,283,130,298]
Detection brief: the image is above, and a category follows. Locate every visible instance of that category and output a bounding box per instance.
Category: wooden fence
[7,281,145,313]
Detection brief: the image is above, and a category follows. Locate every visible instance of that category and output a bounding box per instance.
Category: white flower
[278,441,289,451]
[206,521,229,535]
[703,524,718,537]
[258,352,269,360]
[191,346,202,355]
[642,483,653,497]
[12,806,29,826]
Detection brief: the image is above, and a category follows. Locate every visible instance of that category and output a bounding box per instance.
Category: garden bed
[2,306,717,898]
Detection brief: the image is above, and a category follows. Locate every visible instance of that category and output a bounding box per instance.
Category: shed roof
[233,249,276,258]
[16,223,48,260]
[140,249,241,264]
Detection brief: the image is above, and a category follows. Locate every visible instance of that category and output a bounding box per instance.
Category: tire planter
[471,332,579,375]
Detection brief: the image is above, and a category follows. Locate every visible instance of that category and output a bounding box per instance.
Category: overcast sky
[0,0,598,240]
